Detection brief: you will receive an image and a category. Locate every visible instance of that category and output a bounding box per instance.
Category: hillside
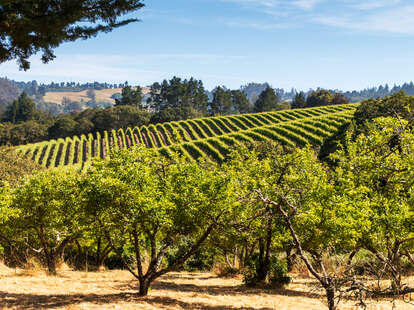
[43,87,151,105]
[0,78,20,111]
[16,104,357,169]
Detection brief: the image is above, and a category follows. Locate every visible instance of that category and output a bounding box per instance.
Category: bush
[243,254,290,287]
[269,256,291,287]
[218,266,240,278]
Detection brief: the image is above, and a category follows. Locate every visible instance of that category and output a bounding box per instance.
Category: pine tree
[254,86,279,112]
[3,93,37,123]
[211,87,232,115]
[291,92,306,109]
[0,0,145,70]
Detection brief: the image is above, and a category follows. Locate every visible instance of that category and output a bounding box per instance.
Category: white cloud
[0,53,249,88]
[220,18,290,30]
[349,0,401,11]
[315,5,414,34]
[292,0,322,10]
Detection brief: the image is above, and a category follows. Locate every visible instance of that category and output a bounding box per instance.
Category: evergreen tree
[291,92,306,109]
[147,77,208,118]
[231,90,251,114]
[3,93,37,123]
[116,84,143,108]
[211,87,232,115]
[0,0,145,70]
[254,86,279,112]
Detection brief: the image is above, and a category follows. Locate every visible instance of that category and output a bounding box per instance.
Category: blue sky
[1,0,414,90]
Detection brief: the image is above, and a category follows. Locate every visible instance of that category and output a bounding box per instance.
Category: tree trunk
[325,286,336,310]
[256,217,273,283]
[286,245,296,272]
[45,254,57,275]
[138,278,151,296]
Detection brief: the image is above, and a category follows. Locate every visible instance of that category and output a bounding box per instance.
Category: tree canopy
[0,0,145,70]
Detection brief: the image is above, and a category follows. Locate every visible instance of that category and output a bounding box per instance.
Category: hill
[16,104,357,169]
[43,87,151,105]
[0,78,20,111]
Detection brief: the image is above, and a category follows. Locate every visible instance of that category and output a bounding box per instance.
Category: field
[0,266,410,310]
[43,87,151,105]
[43,88,123,105]
[16,104,358,169]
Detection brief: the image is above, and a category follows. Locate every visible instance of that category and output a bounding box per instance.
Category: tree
[354,91,414,128]
[210,87,232,115]
[86,89,96,104]
[222,143,292,285]
[147,77,208,117]
[306,90,334,108]
[48,117,78,139]
[253,147,368,310]
[0,121,49,146]
[115,84,143,108]
[291,92,306,109]
[1,0,145,70]
[3,93,37,123]
[231,90,251,114]
[91,105,150,132]
[10,169,85,274]
[83,147,235,295]
[331,93,349,106]
[0,78,20,112]
[331,117,414,295]
[254,86,280,112]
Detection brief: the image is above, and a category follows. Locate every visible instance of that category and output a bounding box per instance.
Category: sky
[1,0,414,91]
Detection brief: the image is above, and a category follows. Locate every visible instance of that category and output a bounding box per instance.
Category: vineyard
[16,104,358,168]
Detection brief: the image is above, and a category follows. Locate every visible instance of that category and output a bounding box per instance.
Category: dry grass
[0,267,412,309]
[43,87,151,105]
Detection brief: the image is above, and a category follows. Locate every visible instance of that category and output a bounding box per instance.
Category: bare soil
[0,267,412,309]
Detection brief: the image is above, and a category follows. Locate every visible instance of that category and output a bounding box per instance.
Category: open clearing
[0,267,411,310]
[43,87,151,105]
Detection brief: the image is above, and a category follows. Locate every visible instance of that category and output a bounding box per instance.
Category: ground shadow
[0,273,324,309]
[0,291,275,310]
[150,280,322,298]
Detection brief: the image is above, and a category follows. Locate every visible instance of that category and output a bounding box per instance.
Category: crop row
[159,111,355,162]
[17,104,358,168]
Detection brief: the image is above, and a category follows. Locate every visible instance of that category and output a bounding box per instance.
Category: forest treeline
[0,92,413,310]
[3,77,414,113]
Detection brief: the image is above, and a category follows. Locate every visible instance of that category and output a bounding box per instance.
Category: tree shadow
[150,280,323,299]
[0,273,324,309]
[0,292,275,310]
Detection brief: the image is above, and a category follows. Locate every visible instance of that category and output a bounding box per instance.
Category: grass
[0,264,411,309]
[43,87,151,105]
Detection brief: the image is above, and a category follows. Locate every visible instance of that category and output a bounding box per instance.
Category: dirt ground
[0,267,412,310]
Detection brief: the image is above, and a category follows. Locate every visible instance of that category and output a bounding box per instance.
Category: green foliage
[243,254,290,287]
[3,93,37,123]
[211,87,232,115]
[354,91,414,129]
[254,86,280,112]
[268,256,291,287]
[1,0,145,70]
[306,90,349,108]
[14,104,357,169]
[82,146,236,295]
[148,77,208,121]
[10,169,84,273]
[291,92,306,109]
[116,84,143,108]
[231,90,252,114]
[0,147,43,186]
[331,117,414,289]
